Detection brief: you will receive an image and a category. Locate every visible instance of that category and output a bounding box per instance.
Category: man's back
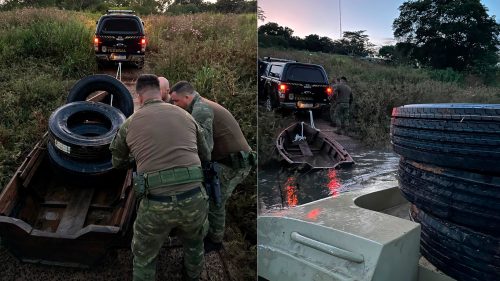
[333,83,352,104]
[203,98,251,161]
[126,101,200,174]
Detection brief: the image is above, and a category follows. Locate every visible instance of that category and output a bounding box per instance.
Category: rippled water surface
[258,143,399,214]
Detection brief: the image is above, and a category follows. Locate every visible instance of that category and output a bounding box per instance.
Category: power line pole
[339,0,342,38]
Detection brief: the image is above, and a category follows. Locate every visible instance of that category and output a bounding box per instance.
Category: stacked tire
[391,104,500,281]
[47,75,133,184]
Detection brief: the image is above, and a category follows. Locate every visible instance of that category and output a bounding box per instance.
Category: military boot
[203,237,223,253]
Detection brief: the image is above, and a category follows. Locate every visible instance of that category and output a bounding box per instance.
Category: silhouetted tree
[257,5,265,21]
[393,0,499,72]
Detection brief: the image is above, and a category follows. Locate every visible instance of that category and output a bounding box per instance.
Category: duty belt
[146,186,202,202]
[218,151,256,169]
[145,166,203,188]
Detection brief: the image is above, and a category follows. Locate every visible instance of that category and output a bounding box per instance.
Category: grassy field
[258,48,500,163]
[0,8,256,280]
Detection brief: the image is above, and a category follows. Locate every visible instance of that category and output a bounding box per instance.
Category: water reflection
[258,147,399,214]
[306,208,321,220]
[327,169,340,197]
[284,177,298,207]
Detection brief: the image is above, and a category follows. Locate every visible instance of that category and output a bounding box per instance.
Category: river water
[258,123,400,214]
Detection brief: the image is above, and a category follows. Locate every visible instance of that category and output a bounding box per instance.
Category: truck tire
[47,142,114,176]
[411,206,500,281]
[391,104,500,174]
[67,74,134,117]
[48,101,125,161]
[399,159,500,235]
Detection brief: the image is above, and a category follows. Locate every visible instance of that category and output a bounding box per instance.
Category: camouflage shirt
[186,92,250,161]
[187,92,214,153]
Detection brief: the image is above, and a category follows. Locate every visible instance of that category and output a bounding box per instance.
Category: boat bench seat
[56,187,95,235]
[298,141,313,157]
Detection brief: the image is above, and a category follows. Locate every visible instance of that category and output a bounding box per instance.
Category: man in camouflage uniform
[170,81,254,251]
[110,75,210,281]
[330,76,353,134]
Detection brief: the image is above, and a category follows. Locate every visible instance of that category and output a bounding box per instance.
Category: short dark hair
[340,76,347,82]
[170,81,195,96]
[136,74,160,94]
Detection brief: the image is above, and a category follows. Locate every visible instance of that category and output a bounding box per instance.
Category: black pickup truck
[258,57,332,111]
[94,10,146,68]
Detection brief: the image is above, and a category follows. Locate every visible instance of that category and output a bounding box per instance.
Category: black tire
[47,141,114,177]
[48,101,126,161]
[67,74,134,117]
[399,159,500,235]
[391,104,500,174]
[411,206,500,281]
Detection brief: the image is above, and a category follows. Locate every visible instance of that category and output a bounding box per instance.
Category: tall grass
[259,48,500,146]
[144,13,257,149]
[0,8,97,187]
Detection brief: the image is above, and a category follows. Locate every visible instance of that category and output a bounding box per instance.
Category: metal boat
[276,122,354,169]
[258,185,456,281]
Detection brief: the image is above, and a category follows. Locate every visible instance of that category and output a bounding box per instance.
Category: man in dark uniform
[170,81,255,251]
[110,75,210,281]
[330,76,353,134]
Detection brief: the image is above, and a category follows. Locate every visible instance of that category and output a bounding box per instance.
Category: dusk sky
[258,0,500,47]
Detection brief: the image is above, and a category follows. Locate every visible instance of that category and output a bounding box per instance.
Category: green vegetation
[260,1,499,83]
[0,8,96,188]
[0,8,256,279]
[259,48,500,159]
[0,0,257,15]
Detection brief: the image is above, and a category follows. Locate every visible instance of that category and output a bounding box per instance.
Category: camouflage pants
[330,102,350,130]
[207,164,252,243]
[132,186,209,281]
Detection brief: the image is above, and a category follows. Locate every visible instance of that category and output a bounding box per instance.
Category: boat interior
[0,138,134,266]
[278,123,351,168]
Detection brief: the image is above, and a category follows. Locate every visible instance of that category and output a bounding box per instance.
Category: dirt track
[0,245,231,281]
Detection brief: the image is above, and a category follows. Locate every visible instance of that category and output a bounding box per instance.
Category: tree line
[0,0,257,15]
[260,0,499,80]
[258,22,374,57]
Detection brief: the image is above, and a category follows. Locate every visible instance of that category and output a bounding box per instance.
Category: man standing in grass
[110,75,210,281]
[330,76,353,134]
[170,81,255,252]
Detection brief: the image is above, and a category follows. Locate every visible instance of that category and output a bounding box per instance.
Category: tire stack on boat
[390,104,500,281]
[47,74,134,183]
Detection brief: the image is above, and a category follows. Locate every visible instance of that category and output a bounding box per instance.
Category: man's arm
[109,118,133,169]
[195,121,211,162]
[192,102,214,152]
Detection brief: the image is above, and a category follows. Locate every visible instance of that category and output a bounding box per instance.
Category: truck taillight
[278,83,287,93]
[141,37,146,52]
[326,87,333,95]
[93,36,99,51]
